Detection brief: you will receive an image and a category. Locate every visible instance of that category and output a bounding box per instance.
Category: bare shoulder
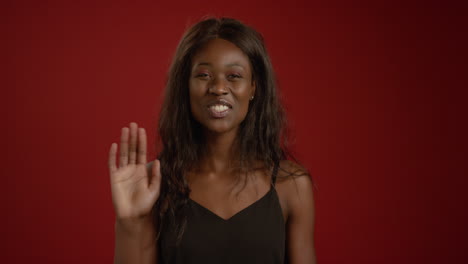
[276,160,313,190]
[275,160,315,221]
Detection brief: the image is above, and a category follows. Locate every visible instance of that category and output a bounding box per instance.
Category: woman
[108,17,317,264]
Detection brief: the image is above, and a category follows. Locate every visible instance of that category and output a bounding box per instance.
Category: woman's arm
[109,123,162,264]
[114,216,158,264]
[284,163,317,264]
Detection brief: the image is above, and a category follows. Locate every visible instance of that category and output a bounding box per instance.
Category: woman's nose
[209,78,229,95]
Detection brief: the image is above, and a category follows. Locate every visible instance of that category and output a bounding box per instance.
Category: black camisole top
[158,163,286,264]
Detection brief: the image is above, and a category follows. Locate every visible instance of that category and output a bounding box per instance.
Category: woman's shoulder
[275,160,315,220]
[277,160,309,178]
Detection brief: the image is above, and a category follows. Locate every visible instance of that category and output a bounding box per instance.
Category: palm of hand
[108,122,161,220]
[111,164,158,219]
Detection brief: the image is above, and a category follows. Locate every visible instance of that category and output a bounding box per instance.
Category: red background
[2,0,466,263]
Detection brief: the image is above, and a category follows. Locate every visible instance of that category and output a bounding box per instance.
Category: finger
[119,127,129,167]
[128,122,138,164]
[108,143,118,174]
[137,128,147,165]
[149,159,161,194]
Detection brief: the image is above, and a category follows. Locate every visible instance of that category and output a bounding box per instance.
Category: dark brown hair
[152,16,311,244]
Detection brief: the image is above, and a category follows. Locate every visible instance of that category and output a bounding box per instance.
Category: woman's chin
[203,124,237,135]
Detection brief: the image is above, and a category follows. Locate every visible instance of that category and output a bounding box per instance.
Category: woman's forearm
[114,216,158,264]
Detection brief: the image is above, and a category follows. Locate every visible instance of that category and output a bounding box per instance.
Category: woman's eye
[196,73,210,78]
[228,74,242,79]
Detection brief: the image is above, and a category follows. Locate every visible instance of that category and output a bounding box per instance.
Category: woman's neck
[199,128,239,174]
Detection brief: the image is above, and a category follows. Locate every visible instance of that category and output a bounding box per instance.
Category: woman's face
[189,38,255,135]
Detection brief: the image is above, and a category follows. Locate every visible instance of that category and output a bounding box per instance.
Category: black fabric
[158,164,285,264]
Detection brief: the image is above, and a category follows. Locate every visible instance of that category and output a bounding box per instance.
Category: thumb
[149,159,162,196]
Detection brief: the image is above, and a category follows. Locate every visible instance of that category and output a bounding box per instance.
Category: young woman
[108,17,316,264]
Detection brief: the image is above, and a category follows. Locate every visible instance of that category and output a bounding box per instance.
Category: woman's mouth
[208,104,231,118]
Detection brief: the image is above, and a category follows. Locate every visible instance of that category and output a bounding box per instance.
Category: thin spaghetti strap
[271,161,279,187]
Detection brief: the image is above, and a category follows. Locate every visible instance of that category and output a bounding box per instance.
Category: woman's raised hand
[108,122,161,220]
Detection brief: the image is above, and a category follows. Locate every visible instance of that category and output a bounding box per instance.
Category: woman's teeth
[210,105,229,112]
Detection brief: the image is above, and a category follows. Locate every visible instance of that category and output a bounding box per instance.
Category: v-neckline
[189,186,274,222]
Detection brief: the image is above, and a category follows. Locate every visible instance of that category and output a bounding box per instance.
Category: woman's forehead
[191,39,251,70]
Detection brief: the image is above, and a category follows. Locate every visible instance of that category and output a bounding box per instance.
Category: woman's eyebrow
[226,63,245,69]
[195,62,211,67]
[194,62,245,69]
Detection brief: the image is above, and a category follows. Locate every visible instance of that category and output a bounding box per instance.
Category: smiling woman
[190,38,255,133]
[109,17,317,264]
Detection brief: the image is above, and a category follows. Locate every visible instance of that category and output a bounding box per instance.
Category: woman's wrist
[115,215,156,240]
[114,215,158,263]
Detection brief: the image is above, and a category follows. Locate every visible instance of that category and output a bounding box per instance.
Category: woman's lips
[207,105,231,118]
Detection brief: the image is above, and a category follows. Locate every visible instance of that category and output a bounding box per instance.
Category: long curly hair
[152,16,310,244]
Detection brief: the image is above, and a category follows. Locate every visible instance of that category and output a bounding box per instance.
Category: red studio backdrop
[2,1,466,263]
